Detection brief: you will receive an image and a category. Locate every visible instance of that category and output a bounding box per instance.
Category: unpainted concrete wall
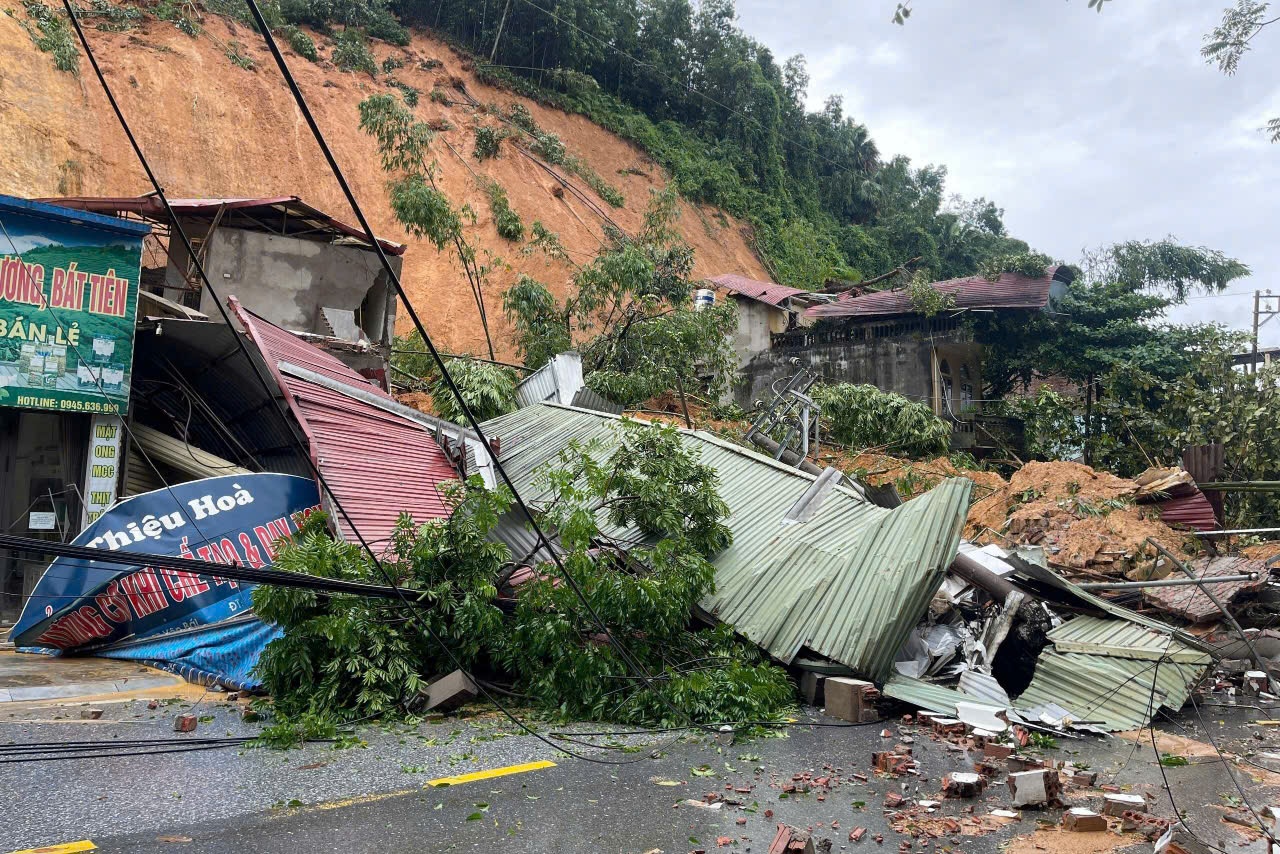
[730,297,790,369]
[193,229,400,346]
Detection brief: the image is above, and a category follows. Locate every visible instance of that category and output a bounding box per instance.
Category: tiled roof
[708,274,810,308]
[806,266,1074,320]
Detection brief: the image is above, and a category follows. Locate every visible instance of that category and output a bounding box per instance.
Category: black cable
[236,0,717,738]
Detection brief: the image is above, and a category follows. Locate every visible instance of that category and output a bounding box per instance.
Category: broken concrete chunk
[1007,769,1061,808]
[421,670,478,713]
[825,677,880,723]
[1063,808,1107,832]
[800,671,826,706]
[990,809,1020,820]
[1102,793,1147,816]
[80,708,104,720]
[941,772,984,799]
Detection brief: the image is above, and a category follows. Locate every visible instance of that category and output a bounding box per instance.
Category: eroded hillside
[0,12,768,356]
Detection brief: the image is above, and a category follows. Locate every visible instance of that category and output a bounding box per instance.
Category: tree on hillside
[503,188,739,407]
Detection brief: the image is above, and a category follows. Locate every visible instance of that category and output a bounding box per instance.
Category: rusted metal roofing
[473,403,972,680]
[232,300,457,547]
[1154,489,1219,532]
[1142,555,1268,623]
[41,195,406,256]
[807,266,1074,320]
[709,274,810,308]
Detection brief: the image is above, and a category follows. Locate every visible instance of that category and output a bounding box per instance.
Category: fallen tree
[252,419,793,738]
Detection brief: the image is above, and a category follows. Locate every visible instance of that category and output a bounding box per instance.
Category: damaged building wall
[736,319,970,410]
[195,229,399,347]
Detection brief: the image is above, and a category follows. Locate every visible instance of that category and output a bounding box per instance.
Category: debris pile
[965,461,1194,578]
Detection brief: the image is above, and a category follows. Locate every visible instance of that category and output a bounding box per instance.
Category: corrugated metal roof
[807,266,1073,320]
[1155,490,1219,532]
[233,301,457,547]
[40,195,405,255]
[1048,615,1212,665]
[883,674,974,716]
[709,274,810,308]
[1016,650,1205,732]
[131,423,253,480]
[475,403,972,680]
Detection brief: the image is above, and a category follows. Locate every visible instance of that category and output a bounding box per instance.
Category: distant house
[730,266,1076,453]
[706,273,821,369]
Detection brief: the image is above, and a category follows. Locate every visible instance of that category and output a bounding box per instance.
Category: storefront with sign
[0,195,148,623]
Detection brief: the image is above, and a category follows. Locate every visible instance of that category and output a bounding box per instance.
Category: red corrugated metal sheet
[41,195,406,256]
[231,300,456,546]
[709,273,809,308]
[1143,556,1267,623]
[806,266,1073,320]
[1155,490,1219,532]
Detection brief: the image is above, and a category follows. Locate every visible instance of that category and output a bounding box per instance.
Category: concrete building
[727,266,1076,454]
[42,196,404,386]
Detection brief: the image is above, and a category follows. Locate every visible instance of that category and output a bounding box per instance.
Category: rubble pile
[964,461,1194,578]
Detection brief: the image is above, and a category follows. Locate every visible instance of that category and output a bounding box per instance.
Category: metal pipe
[1079,573,1260,590]
[1193,527,1280,538]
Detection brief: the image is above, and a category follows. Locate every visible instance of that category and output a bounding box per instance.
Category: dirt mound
[0,14,769,359]
[965,460,1195,577]
[821,450,1007,501]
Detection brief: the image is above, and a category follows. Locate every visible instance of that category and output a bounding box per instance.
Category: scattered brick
[942,772,984,799]
[1063,808,1107,832]
[851,827,867,842]
[1008,769,1061,808]
[173,713,197,733]
[983,743,1013,760]
[1103,793,1147,816]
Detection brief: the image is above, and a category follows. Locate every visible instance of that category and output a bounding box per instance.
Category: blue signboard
[13,474,321,682]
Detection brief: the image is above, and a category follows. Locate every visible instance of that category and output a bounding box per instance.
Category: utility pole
[1252,290,1280,373]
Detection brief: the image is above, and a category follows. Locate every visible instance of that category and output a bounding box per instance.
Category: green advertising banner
[0,196,150,415]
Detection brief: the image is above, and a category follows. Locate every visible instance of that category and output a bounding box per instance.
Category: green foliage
[979,251,1054,281]
[225,40,255,70]
[426,357,518,423]
[280,24,318,60]
[505,103,536,134]
[389,79,419,107]
[429,87,450,104]
[19,0,78,72]
[79,0,143,32]
[253,484,513,722]
[333,27,376,74]
[482,180,524,242]
[529,130,567,165]
[905,269,956,317]
[497,420,791,725]
[811,383,951,458]
[381,54,403,72]
[503,189,737,406]
[472,125,503,161]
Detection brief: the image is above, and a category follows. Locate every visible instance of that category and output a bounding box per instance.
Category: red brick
[1063,809,1107,832]
[173,714,197,733]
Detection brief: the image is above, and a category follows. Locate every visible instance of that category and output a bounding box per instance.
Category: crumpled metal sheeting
[1048,615,1213,665]
[1015,650,1206,732]
[475,403,973,680]
[883,673,976,716]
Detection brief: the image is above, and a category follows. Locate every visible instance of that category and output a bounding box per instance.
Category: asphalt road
[3,696,1276,854]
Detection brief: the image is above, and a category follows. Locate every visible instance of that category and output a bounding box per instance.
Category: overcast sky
[734,0,1280,346]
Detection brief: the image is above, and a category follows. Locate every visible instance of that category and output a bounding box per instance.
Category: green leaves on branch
[427,357,518,423]
[503,189,737,407]
[811,383,951,458]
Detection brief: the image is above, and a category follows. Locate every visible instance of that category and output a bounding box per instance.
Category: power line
[236,0,719,747]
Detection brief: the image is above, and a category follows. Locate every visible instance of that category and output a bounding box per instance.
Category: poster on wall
[82,414,124,527]
[0,196,149,415]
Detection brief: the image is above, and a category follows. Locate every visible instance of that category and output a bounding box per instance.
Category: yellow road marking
[7,841,97,854]
[426,759,556,788]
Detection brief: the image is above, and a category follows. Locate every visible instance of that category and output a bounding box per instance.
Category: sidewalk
[0,647,184,703]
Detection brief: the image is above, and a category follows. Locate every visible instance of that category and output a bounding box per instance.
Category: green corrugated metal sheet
[1016,650,1205,731]
[1048,615,1212,665]
[883,674,975,716]
[478,403,972,681]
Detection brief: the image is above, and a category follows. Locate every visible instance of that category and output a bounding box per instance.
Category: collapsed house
[471,402,1225,733]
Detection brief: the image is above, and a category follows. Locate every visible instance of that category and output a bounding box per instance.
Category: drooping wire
[59,2,702,764]
[234,0,720,739]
